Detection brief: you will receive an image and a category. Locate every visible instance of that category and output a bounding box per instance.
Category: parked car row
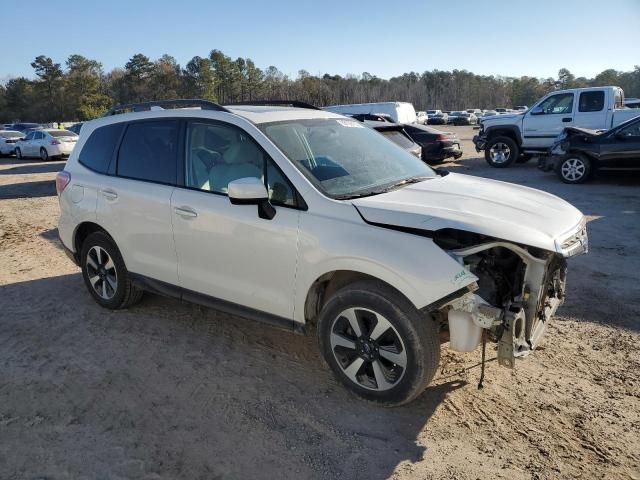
[334,106,464,164]
[0,126,79,160]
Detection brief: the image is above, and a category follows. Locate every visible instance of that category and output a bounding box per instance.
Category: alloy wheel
[561,157,586,182]
[85,246,118,300]
[489,142,511,163]
[329,307,407,391]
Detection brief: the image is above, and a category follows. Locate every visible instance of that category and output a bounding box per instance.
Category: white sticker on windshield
[336,119,364,128]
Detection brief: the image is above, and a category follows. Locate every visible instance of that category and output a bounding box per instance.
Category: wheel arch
[302,270,417,328]
[485,126,522,146]
[73,221,114,255]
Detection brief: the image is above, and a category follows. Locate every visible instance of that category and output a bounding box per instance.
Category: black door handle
[562,117,572,123]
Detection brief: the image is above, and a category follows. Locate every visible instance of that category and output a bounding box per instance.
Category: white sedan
[0,130,24,156]
[16,129,79,160]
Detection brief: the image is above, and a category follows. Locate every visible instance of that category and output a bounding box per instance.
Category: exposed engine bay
[432,229,569,369]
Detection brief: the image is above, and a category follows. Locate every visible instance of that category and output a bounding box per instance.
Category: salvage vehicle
[474,86,638,167]
[402,123,463,163]
[57,99,588,406]
[539,114,640,183]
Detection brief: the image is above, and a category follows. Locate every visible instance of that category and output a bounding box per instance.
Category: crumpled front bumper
[472,133,487,152]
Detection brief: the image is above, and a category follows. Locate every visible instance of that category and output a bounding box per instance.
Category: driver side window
[184,122,297,207]
[619,121,640,137]
[536,93,574,115]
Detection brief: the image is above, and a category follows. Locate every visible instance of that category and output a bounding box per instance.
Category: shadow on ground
[0,162,64,176]
[0,179,56,199]
[0,273,465,479]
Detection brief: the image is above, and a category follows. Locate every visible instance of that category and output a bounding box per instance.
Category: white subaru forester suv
[56,100,588,406]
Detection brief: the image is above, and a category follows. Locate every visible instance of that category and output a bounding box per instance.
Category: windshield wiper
[335,176,431,200]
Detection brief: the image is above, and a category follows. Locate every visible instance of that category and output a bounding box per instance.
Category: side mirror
[228,177,276,220]
[529,107,544,116]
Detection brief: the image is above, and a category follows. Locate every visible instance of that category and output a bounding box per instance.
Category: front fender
[293,212,478,323]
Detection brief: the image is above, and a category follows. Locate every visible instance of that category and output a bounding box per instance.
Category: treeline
[1,50,639,123]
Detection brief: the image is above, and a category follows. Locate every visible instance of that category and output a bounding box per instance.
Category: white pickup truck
[473,86,639,167]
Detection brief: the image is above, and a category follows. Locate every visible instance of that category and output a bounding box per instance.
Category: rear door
[96,119,180,285]
[573,90,607,130]
[523,92,575,148]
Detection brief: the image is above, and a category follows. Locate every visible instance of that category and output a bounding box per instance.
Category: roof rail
[103,99,231,116]
[226,100,321,110]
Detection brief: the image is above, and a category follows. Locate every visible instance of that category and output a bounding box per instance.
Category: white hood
[352,173,584,252]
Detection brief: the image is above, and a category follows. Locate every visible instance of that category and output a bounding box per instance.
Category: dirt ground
[1,126,639,480]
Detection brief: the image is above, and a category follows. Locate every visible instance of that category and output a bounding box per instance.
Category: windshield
[48,130,77,137]
[450,111,462,116]
[427,110,437,114]
[259,118,434,198]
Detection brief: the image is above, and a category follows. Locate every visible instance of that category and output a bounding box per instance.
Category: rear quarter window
[116,120,179,185]
[79,123,125,174]
[579,91,605,112]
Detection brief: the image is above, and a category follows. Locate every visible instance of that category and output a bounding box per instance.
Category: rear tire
[80,231,143,309]
[40,147,49,161]
[317,280,440,406]
[484,136,519,168]
[556,154,592,184]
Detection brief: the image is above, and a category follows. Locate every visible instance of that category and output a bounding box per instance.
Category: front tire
[15,147,22,159]
[80,231,143,309]
[484,136,519,168]
[556,154,592,184]
[317,281,440,406]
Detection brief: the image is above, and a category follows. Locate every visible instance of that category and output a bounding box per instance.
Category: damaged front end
[432,226,587,369]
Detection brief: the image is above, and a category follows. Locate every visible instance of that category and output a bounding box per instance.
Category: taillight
[56,171,71,195]
[435,134,450,141]
[51,140,61,145]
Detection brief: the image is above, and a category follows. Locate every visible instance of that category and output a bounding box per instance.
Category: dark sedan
[540,115,640,183]
[403,124,463,164]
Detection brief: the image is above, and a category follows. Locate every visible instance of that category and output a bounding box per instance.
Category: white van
[324,102,417,124]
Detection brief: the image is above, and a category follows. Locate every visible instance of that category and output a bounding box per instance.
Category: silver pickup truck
[473,86,639,167]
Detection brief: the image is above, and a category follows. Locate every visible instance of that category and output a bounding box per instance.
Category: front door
[599,118,640,169]
[523,92,575,148]
[171,120,301,320]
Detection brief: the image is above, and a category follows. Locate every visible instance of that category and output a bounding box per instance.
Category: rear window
[0,131,22,138]
[79,123,124,174]
[117,120,178,184]
[379,130,415,149]
[49,130,77,137]
[579,91,605,112]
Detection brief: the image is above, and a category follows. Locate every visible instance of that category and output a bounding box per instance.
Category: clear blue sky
[1,0,639,81]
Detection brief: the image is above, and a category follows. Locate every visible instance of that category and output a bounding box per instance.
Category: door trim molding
[130,273,305,334]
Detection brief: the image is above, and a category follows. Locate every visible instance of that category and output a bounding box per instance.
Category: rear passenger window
[79,123,124,174]
[117,121,178,184]
[579,91,605,112]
